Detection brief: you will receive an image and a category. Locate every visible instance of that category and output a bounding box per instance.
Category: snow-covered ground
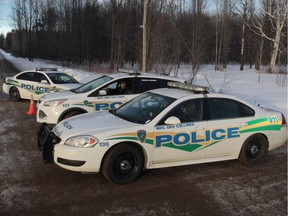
[1,49,287,119]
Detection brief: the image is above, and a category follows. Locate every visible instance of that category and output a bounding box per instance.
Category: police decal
[155,127,240,149]
[137,130,147,143]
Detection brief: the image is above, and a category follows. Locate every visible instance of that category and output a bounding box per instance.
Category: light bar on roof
[35,67,58,71]
[118,68,140,75]
[167,82,209,93]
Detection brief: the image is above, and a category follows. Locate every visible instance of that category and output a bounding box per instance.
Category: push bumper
[37,123,61,164]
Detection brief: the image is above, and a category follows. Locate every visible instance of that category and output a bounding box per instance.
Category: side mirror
[164,116,181,125]
[41,80,48,84]
[114,104,121,109]
[99,90,107,96]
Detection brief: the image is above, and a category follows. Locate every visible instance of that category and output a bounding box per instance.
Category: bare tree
[215,0,235,70]
[189,0,208,81]
[249,0,287,72]
[109,0,123,70]
[7,0,285,71]
[11,0,24,56]
[237,0,249,70]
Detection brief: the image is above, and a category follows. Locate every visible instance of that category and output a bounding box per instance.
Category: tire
[61,110,85,121]
[238,134,268,165]
[9,87,21,101]
[102,144,144,184]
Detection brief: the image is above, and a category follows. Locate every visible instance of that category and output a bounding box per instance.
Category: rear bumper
[2,83,9,95]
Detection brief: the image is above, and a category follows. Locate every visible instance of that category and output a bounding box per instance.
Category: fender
[59,108,88,122]
[102,141,147,167]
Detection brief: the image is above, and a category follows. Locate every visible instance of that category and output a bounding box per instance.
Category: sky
[0,0,12,35]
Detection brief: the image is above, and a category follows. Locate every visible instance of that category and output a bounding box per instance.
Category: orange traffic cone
[27,95,37,115]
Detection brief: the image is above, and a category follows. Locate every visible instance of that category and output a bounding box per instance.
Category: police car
[38,82,287,184]
[2,67,81,101]
[36,70,185,124]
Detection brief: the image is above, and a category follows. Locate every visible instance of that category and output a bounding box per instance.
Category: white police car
[2,67,81,101]
[36,70,185,124]
[38,82,287,184]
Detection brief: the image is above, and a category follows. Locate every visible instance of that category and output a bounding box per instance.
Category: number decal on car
[99,142,109,147]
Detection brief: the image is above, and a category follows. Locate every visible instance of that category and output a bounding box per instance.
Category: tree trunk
[269,28,281,72]
[240,23,245,71]
[142,0,148,72]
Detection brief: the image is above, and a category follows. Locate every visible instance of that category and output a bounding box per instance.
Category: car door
[204,98,254,158]
[133,78,164,94]
[33,72,51,100]
[152,99,207,165]
[89,78,137,111]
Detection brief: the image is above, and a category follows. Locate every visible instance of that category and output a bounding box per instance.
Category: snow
[1,49,287,119]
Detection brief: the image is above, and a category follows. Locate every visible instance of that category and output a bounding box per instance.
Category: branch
[247,17,274,42]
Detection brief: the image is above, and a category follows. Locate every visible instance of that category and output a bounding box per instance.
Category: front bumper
[38,123,103,173]
[37,105,60,124]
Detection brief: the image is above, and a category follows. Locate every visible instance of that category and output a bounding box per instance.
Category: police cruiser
[38,82,287,184]
[36,70,185,124]
[2,67,81,101]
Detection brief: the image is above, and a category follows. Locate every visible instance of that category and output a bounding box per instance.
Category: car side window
[134,78,162,93]
[34,72,49,83]
[16,72,34,81]
[159,99,204,124]
[90,78,133,96]
[238,101,255,117]
[114,79,133,95]
[208,98,249,120]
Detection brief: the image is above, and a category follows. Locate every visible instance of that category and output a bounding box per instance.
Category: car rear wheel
[102,144,144,184]
[238,134,268,165]
[9,87,21,101]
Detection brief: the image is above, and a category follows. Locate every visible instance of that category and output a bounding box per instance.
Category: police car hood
[40,90,75,101]
[58,83,82,90]
[53,111,139,139]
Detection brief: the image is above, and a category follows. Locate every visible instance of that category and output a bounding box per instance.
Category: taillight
[281,113,287,127]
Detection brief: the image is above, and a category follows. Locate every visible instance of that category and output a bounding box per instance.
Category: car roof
[107,72,185,82]
[149,87,239,101]
[19,68,67,74]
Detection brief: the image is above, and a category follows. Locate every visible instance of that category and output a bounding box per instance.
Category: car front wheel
[238,134,268,165]
[102,144,144,184]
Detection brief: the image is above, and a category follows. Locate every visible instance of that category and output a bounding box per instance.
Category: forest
[0,0,287,78]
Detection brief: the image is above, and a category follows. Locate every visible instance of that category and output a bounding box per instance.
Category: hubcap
[11,89,18,99]
[247,139,263,160]
[120,160,131,171]
[250,145,259,154]
[114,153,136,177]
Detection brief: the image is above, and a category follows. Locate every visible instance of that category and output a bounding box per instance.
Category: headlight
[64,136,99,148]
[44,99,67,107]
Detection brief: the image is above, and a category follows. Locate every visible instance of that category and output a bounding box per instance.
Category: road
[0,52,287,216]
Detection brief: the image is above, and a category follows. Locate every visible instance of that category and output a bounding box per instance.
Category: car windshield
[46,73,79,84]
[71,76,113,93]
[113,92,176,124]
